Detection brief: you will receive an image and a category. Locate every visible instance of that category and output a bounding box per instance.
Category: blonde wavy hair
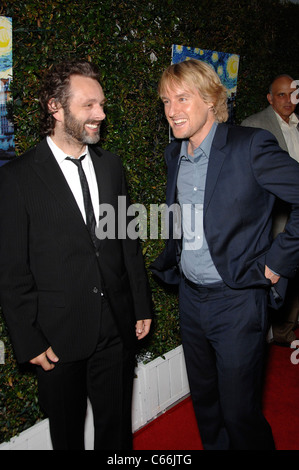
[158,59,228,123]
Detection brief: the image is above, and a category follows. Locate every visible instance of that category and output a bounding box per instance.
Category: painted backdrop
[172,44,240,123]
[0,16,14,166]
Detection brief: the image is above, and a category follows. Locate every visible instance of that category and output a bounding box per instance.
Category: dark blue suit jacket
[151,123,299,308]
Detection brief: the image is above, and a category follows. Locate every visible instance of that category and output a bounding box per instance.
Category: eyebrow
[83,97,108,105]
[161,92,192,100]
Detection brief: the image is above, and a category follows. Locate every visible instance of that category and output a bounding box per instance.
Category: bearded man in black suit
[0,60,152,450]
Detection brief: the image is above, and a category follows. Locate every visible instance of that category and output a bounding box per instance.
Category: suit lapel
[267,106,287,151]
[89,146,108,204]
[166,141,181,205]
[204,124,228,214]
[167,126,229,213]
[30,139,92,237]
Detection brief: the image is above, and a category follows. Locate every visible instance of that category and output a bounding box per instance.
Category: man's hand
[265,265,280,285]
[135,319,152,340]
[29,346,59,371]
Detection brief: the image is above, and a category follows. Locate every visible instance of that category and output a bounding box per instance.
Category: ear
[48,99,63,121]
[267,93,273,105]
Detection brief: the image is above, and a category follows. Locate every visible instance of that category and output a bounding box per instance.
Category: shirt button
[93,287,99,294]
[194,186,198,191]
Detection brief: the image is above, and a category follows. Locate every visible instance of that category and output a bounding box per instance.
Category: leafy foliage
[1,0,298,443]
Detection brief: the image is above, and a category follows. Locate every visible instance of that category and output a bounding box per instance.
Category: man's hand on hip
[264,265,280,285]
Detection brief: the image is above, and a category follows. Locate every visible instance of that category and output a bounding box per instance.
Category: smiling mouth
[85,122,101,131]
[173,119,187,126]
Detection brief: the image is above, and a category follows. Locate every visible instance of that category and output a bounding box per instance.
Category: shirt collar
[46,135,89,163]
[274,110,299,128]
[289,112,299,127]
[179,122,218,162]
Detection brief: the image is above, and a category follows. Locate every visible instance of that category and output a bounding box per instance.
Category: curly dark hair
[38,60,101,136]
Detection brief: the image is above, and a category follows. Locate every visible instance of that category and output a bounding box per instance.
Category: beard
[63,108,101,145]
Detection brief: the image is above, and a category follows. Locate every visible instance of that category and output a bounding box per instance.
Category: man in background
[0,60,152,450]
[242,75,299,347]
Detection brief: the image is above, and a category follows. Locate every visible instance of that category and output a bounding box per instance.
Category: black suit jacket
[151,124,299,307]
[0,139,152,363]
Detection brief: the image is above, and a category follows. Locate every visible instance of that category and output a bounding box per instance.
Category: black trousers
[179,277,275,450]
[36,297,135,450]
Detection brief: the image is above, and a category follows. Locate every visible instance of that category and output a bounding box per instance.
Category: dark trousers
[179,277,275,450]
[36,297,135,450]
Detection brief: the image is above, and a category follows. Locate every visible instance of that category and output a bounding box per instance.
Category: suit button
[95,251,100,257]
[93,287,99,293]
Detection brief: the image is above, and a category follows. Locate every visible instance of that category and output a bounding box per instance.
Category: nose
[94,103,106,121]
[166,101,179,118]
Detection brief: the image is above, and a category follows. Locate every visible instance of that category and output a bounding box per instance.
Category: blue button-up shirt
[177,122,223,285]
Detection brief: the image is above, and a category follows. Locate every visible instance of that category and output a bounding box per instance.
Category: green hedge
[1,0,299,443]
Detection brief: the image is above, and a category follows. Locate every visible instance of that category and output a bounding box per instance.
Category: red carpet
[133,344,299,450]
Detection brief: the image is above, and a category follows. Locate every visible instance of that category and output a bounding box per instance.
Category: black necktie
[66,155,98,247]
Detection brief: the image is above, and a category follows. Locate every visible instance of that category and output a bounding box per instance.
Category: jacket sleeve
[118,162,152,320]
[0,167,49,363]
[251,129,299,278]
